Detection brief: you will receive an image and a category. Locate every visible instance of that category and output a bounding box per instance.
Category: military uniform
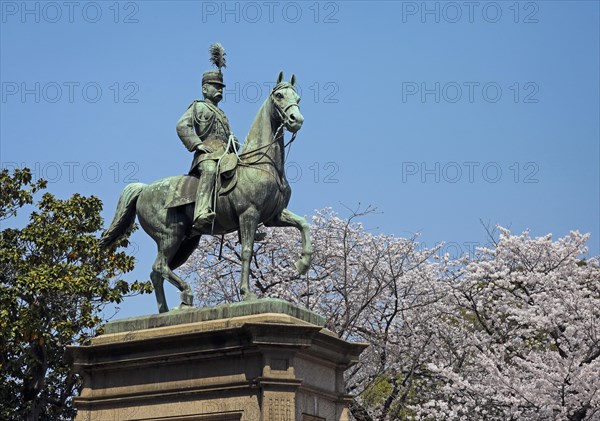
[177,99,232,176]
[176,69,236,230]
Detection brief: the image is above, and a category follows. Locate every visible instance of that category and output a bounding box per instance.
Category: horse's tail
[99,183,146,249]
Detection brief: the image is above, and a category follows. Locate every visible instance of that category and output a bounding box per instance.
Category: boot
[192,171,216,231]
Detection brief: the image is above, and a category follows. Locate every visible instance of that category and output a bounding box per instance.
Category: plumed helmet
[203,43,226,87]
[202,70,225,87]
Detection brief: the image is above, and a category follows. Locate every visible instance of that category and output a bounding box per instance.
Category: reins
[237,83,300,165]
[209,84,300,232]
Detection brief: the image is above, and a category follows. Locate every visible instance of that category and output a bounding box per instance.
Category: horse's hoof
[180,291,194,306]
[242,292,258,301]
[294,259,309,275]
[172,303,195,311]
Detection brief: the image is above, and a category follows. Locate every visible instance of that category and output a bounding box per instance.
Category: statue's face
[202,83,223,104]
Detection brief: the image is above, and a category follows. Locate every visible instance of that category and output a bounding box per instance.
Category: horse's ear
[277,71,284,84]
[290,74,296,87]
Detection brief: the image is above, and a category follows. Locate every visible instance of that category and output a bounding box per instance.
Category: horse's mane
[273,82,295,91]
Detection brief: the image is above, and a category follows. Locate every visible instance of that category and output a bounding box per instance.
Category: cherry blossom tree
[419,228,599,421]
[179,209,599,420]
[179,207,444,419]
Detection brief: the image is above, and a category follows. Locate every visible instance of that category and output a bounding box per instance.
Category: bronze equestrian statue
[176,43,239,232]
[100,63,312,313]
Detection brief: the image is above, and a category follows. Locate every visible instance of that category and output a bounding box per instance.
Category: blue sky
[1,1,598,319]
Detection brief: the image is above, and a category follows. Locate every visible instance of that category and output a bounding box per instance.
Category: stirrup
[192,211,216,230]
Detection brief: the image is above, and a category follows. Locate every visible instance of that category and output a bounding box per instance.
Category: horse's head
[271,71,303,133]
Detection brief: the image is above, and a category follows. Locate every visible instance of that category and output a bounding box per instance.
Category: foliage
[181,207,600,420]
[180,207,444,419]
[0,168,152,421]
[421,228,600,421]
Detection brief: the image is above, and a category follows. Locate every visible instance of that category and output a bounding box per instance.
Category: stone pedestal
[68,299,367,421]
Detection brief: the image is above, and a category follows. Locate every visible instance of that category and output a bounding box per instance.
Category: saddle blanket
[165,153,238,209]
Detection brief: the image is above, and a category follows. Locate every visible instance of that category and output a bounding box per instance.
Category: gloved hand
[228,135,241,153]
[196,144,214,154]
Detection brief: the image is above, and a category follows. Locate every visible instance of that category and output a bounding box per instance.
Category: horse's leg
[150,256,169,313]
[166,236,202,308]
[265,208,313,274]
[164,268,194,308]
[151,253,194,310]
[239,208,259,301]
[151,239,195,312]
[137,180,196,313]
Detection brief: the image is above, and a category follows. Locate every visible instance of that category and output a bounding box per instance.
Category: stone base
[68,300,367,421]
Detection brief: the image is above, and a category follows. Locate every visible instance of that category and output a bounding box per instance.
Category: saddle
[165,153,239,209]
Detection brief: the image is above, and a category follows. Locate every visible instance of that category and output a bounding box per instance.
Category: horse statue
[99,72,312,313]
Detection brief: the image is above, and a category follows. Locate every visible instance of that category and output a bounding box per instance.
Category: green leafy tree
[0,168,152,420]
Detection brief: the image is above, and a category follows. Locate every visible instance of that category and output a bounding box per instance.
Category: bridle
[271,82,301,131]
[238,83,300,163]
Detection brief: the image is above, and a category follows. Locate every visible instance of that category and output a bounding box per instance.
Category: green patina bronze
[102,298,325,334]
[100,48,312,313]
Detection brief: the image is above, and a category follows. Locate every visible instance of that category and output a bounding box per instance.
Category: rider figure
[176,45,237,232]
